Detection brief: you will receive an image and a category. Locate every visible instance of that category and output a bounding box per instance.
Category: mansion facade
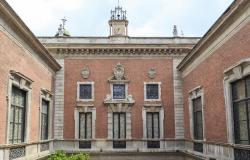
[1,0,250,159]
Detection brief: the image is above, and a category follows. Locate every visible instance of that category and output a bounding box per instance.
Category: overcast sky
[6,0,233,37]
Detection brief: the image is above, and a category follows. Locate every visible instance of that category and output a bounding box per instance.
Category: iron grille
[147,141,160,148]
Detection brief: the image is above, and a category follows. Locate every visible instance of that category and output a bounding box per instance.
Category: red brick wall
[64,58,175,139]
[0,30,54,144]
[183,22,250,143]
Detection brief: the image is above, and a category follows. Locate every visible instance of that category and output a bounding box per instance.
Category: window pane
[196,112,203,139]
[86,113,92,139]
[147,113,153,138]
[146,84,159,99]
[120,114,126,139]
[41,100,49,140]
[79,113,86,139]
[113,84,125,99]
[239,121,249,141]
[232,80,246,100]
[113,113,119,139]
[79,84,92,99]
[153,113,159,139]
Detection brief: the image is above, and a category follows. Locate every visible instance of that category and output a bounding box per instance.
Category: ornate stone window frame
[107,105,132,140]
[76,82,94,102]
[188,86,205,141]
[142,105,164,139]
[144,82,162,102]
[6,70,33,144]
[74,106,96,140]
[39,89,53,141]
[224,58,250,144]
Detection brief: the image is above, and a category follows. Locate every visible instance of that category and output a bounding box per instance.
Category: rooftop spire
[110,1,127,20]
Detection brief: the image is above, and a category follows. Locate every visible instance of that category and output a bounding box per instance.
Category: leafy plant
[48,151,89,160]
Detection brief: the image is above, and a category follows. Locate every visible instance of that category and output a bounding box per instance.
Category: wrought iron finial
[110,4,127,20]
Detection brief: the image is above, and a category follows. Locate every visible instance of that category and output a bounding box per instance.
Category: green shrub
[48,151,89,160]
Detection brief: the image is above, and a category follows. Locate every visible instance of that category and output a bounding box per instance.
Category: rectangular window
[146,84,159,100]
[232,76,250,145]
[9,86,26,144]
[193,97,203,140]
[113,113,126,139]
[146,112,160,139]
[41,100,49,140]
[113,84,125,99]
[113,113,126,148]
[79,112,92,139]
[79,84,92,100]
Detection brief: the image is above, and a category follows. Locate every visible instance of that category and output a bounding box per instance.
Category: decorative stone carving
[232,66,242,79]
[148,68,156,79]
[104,94,112,102]
[113,63,125,80]
[81,66,90,79]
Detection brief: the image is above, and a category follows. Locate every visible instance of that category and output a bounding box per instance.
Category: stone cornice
[54,47,191,56]
[0,0,61,72]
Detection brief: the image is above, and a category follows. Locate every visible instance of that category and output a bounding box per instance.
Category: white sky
[6,0,233,37]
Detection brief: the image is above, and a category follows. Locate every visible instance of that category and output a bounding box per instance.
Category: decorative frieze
[56,48,191,56]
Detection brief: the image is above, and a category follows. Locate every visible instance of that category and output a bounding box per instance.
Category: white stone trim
[74,107,96,139]
[76,81,95,102]
[144,82,162,102]
[6,71,33,144]
[54,59,64,139]
[173,58,184,139]
[188,86,205,141]
[39,89,53,141]
[142,106,164,139]
[223,58,250,144]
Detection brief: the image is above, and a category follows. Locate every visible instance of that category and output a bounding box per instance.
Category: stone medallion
[81,66,90,79]
[148,68,156,79]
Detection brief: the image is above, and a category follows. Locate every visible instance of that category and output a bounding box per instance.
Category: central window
[113,84,126,99]
[232,76,250,145]
[9,86,26,144]
[146,112,160,148]
[113,113,126,148]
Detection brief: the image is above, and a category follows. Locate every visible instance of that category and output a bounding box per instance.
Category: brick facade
[63,58,175,139]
